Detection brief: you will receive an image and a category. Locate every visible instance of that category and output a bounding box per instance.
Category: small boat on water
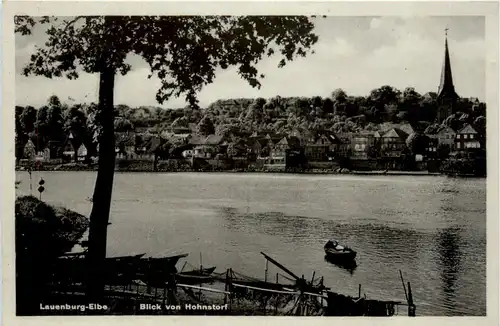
[324,240,357,261]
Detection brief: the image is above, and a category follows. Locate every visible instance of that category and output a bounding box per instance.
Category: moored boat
[178,266,216,276]
[324,240,357,260]
[176,266,217,284]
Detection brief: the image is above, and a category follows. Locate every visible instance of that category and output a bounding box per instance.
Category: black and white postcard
[2,1,499,326]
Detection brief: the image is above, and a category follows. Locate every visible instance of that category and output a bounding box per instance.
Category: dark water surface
[15,171,486,316]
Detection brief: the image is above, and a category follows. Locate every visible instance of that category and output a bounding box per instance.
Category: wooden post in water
[358,284,361,298]
[399,270,408,302]
[407,282,415,316]
[265,259,269,282]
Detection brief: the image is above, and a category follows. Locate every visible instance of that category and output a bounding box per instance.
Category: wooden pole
[358,284,361,298]
[265,259,269,282]
[180,261,187,273]
[228,268,232,311]
[275,274,279,314]
[407,281,416,316]
[260,252,300,281]
[320,277,324,306]
[399,270,408,302]
[224,269,229,305]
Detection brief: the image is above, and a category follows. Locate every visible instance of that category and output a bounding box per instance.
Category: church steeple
[437,28,458,100]
[436,28,459,123]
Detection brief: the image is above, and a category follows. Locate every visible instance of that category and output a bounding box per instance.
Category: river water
[15,171,486,316]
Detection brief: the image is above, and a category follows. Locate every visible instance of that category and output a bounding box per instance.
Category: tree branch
[63,16,86,33]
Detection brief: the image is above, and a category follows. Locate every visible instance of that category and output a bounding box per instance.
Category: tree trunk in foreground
[85,60,116,300]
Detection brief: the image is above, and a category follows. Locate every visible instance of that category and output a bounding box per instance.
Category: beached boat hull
[179,266,216,276]
[176,266,217,284]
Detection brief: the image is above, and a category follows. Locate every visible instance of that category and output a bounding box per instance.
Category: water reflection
[218,205,426,263]
[436,227,462,312]
[324,255,358,275]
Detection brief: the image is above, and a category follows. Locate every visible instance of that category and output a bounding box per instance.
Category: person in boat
[325,240,339,249]
[325,240,348,251]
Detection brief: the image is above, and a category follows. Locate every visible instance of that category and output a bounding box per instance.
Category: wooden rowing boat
[324,240,357,261]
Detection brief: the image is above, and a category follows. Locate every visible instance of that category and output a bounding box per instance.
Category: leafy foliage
[15,195,89,314]
[16,16,318,107]
[197,115,215,136]
[16,195,89,254]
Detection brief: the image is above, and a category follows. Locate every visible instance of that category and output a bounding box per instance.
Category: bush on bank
[15,195,89,315]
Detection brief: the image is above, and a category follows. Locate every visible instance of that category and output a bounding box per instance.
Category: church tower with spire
[436,28,459,123]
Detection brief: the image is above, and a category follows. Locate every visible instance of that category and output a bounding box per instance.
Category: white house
[77,144,88,161]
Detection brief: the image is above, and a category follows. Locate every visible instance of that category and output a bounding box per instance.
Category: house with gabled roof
[268,136,302,166]
[188,134,229,159]
[61,132,77,160]
[455,124,481,150]
[22,139,36,160]
[303,132,342,162]
[380,128,408,158]
[76,143,88,161]
[349,130,377,160]
[436,125,456,148]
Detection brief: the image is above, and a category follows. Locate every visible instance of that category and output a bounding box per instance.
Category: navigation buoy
[38,178,45,200]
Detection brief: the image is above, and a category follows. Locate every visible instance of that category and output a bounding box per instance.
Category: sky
[15,16,485,109]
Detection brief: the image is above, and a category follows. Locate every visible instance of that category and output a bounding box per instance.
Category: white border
[2,2,499,326]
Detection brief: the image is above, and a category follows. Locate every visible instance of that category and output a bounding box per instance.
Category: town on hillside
[15,33,486,177]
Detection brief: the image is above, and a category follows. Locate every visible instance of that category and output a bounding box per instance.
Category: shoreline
[15,166,481,177]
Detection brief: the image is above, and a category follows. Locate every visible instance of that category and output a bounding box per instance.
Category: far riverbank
[15,164,456,177]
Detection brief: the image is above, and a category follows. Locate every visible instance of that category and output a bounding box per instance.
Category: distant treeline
[15,86,486,157]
